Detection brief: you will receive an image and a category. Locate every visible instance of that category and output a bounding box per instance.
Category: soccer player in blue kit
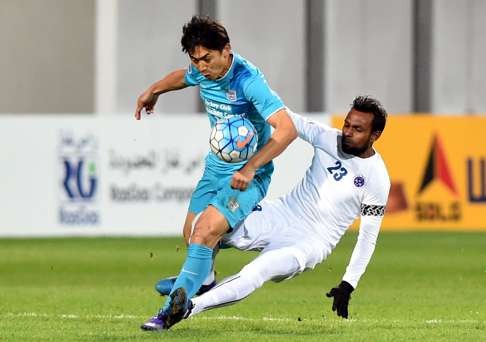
[135,16,297,331]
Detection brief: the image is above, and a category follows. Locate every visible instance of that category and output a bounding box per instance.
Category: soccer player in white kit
[168,96,390,326]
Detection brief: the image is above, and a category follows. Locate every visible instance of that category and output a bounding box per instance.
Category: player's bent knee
[191,223,222,247]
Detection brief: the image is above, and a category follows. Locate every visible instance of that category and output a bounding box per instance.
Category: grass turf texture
[0,232,485,341]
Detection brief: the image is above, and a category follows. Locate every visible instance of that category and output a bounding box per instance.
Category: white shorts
[221,200,331,280]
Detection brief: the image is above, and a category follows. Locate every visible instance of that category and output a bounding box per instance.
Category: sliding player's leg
[188,246,303,317]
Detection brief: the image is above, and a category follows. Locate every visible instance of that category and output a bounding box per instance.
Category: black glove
[326,280,354,319]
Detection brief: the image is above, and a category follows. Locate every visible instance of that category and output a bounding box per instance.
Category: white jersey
[191,112,390,317]
[266,112,391,287]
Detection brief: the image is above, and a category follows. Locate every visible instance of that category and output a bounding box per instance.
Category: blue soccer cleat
[155,276,216,296]
[154,276,177,296]
[164,287,191,328]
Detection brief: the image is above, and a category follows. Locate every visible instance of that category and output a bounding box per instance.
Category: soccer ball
[209,116,258,163]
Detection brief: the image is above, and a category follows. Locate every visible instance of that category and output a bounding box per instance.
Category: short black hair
[352,95,387,133]
[181,16,230,54]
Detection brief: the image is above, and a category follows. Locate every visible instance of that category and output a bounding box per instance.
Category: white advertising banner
[0,114,330,237]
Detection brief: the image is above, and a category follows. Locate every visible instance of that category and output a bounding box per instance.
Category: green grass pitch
[0,232,485,341]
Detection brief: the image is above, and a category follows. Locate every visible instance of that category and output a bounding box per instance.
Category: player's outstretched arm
[326,216,380,319]
[134,68,187,120]
[329,200,388,318]
[231,109,297,190]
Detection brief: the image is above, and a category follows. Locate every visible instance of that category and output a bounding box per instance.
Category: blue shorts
[188,169,271,228]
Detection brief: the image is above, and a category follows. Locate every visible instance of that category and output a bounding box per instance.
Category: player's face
[341,109,380,157]
[189,45,232,80]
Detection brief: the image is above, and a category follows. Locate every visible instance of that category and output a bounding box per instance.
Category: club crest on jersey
[354,176,365,187]
[226,90,237,101]
[227,197,240,212]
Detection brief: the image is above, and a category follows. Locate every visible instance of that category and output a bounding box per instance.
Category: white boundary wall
[0,114,329,237]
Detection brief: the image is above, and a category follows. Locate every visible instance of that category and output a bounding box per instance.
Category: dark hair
[181,16,230,54]
[352,95,387,133]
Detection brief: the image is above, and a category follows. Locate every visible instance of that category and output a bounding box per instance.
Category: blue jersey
[184,52,284,176]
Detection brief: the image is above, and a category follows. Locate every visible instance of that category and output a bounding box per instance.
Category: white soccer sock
[189,247,301,317]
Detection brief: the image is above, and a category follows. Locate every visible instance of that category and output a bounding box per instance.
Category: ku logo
[63,159,98,200]
[418,134,458,196]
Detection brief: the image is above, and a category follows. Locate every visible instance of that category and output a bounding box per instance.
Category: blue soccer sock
[161,243,213,312]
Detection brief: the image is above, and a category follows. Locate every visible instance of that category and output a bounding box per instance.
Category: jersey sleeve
[342,169,390,289]
[184,64,199,87]
[243,75,285,120]
[288,111,337,146]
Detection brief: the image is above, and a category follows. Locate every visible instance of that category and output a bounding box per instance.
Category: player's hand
[326,281,354,319]
[135,89,158,120]
[231,165,256,191]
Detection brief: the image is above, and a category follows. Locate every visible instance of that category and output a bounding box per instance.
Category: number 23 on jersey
[327,160,348,181]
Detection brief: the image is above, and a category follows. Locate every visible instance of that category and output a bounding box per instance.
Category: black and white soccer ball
[209,116,258,163]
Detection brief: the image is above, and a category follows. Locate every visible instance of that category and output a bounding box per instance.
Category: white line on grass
[194,316,294,322]
[2,312,291,322]
[2,312,484,325]
[3,312,140,320]
[424,319,483,324]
